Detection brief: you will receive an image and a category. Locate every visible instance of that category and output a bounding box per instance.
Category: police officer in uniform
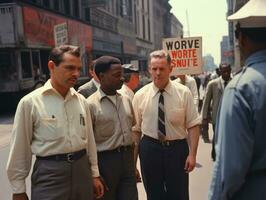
[209,0,266,199]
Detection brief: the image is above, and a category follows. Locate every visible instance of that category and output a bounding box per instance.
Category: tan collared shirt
[87,88,135,152]
[118,84,134,101]
[132,81,201,140]
[6,80,99,194]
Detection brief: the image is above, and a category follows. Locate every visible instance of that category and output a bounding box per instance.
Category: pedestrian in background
[87,56,138,200]
[6,45,103,200]
[176,74,199,108]
[118,63,139,101]
[133,50,201,200]
[78,59,100,98]
[201,63,231,156]
[209,0,266,199]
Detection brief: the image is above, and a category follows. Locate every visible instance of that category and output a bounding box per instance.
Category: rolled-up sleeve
[85,102,100,177]
[132,93,142,133]
[184,90,201,128]
[6,98,33,194]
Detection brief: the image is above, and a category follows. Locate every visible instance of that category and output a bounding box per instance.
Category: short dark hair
[123,73,131,83]
[219,63,231,69]
[94,56,121,77]
[235,26,266,43]
[49,45,80,66]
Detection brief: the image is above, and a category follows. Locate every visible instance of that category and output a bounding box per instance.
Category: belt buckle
[67,153,74,163]
[162,141,170,146]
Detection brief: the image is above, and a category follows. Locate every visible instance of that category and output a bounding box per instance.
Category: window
[43,0,51,8]
[32,51,41,80]
[142,14,145,39]
[84,8,91,22]
[28,0,38,4]
[21,51,32,79]
[63,0,71,15]
[53,0,60,11]
[0,51,16,81]
[73,1,80,17]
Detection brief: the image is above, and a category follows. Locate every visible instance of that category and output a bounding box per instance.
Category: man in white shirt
[6,45,104,200]
[176,74,199,108]
[133,50,201,200]
[118,63,139,101]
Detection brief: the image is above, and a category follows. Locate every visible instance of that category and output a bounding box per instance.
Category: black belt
[99,145,133,153]
[36,149,86,163]
[143,135,186,146]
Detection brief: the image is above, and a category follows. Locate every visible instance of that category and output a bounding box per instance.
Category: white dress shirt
[176,75,199,107]
[6,80,99,194]
[132,81,201,140]
[118,84,134,101]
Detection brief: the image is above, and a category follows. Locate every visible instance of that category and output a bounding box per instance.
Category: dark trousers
[98,147,138,200]
[212,124,216,161]
[139,136,189,200]
[31,155,93,200]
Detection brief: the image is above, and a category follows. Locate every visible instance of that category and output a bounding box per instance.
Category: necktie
[158,90,166,140]
[224,81,228,88]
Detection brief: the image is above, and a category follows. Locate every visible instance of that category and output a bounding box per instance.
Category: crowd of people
[6,0,266,199]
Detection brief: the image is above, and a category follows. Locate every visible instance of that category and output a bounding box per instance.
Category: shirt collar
[97,88,121,101]
[151,80,172,98]
[245,49,266,67]
[92,78,100,89]
[41,79,78,98]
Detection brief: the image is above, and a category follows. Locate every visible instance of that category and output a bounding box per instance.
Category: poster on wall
[54,22,68,46]
[162,37,203,75]
[23,6,92,50]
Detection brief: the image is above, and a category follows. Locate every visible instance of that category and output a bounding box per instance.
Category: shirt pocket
[167,108,185,126]
[39,117,62,141]
[78,114,87,140]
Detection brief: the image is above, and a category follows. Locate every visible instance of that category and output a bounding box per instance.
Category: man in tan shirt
[6,45,103,200]
[87,56,138,200]
[132,50,201,200]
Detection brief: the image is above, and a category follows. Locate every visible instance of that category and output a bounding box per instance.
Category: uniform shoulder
[86,90,99,102]
[78,80,93,91]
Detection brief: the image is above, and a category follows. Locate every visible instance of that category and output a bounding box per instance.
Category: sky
[169,0,228,65]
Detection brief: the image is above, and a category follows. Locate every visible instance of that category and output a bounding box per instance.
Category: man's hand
[184,154,196,173]
[135,168,142,183]
[93,177,105,199]
[13,193,29,200]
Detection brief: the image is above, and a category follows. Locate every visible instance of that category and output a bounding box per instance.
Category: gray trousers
[31,155,93,200]
[98,147,138,200]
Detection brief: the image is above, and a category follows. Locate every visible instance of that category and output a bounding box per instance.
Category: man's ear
[98,72,104,82]
[169,64,173,73]
[48,60,56,72]
[148,65,152,75]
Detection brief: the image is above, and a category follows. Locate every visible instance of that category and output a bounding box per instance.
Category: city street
[0,113,214,200]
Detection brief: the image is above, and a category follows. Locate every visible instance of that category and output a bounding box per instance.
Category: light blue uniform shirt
[209,50,266,200]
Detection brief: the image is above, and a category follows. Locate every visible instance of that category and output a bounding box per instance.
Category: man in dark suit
[78,60,100,98]
[201,63,231,161]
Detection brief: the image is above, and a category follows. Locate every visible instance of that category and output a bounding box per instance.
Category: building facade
[226,0,249,71]
[220,35,233,66]
[0,0,183,95]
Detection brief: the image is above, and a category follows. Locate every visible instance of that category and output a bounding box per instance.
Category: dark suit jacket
[77,79,97,98]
